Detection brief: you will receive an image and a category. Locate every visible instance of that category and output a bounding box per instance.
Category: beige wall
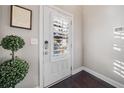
[82,6,124,85]
[0,5,84,87]
[0,5,39,88]
[2,5,124,88]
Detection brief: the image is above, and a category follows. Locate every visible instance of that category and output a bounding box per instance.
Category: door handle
[44,40,48,49]
[44,40,49,55]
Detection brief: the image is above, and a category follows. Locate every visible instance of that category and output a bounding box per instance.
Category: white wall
[82,6,124,85]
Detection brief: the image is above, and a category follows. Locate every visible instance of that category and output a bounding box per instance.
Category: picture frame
[10,5,32,30]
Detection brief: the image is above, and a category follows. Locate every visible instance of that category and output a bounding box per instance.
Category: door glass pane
[51,14,70,61]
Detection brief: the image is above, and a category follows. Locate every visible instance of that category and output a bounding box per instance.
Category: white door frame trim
[39,5,74,88]
[39,5,44,88]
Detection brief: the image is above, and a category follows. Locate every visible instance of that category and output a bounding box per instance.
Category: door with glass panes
[43,6,72,87]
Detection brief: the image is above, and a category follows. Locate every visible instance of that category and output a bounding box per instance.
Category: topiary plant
[1,35,25,60]
[0,58,29,88]
[0,35,29,88]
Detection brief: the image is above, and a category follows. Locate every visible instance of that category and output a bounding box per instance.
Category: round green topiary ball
[1,35,25,52]
[0,58,29,88]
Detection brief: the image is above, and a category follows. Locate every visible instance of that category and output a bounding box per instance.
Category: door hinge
[70,66,72,70]
[70,21,72,25]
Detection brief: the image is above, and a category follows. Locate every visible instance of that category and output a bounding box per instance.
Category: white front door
[43,6,72,87]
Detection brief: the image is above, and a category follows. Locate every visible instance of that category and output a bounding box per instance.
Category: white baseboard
[81,66,124,88]
[72,66,124,88]
[35,86,40,88]
[38,66,124,88]
[72,66,84,75]
[44,75,71,88]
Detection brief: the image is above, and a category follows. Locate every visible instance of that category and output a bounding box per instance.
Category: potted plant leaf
[0,35,29,88]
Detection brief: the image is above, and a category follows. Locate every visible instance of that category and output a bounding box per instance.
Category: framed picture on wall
[10,5,32,30]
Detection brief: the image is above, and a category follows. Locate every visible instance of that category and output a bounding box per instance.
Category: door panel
[43,6,72,87]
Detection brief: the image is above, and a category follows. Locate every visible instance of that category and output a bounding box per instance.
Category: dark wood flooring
[50,70,115,88]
